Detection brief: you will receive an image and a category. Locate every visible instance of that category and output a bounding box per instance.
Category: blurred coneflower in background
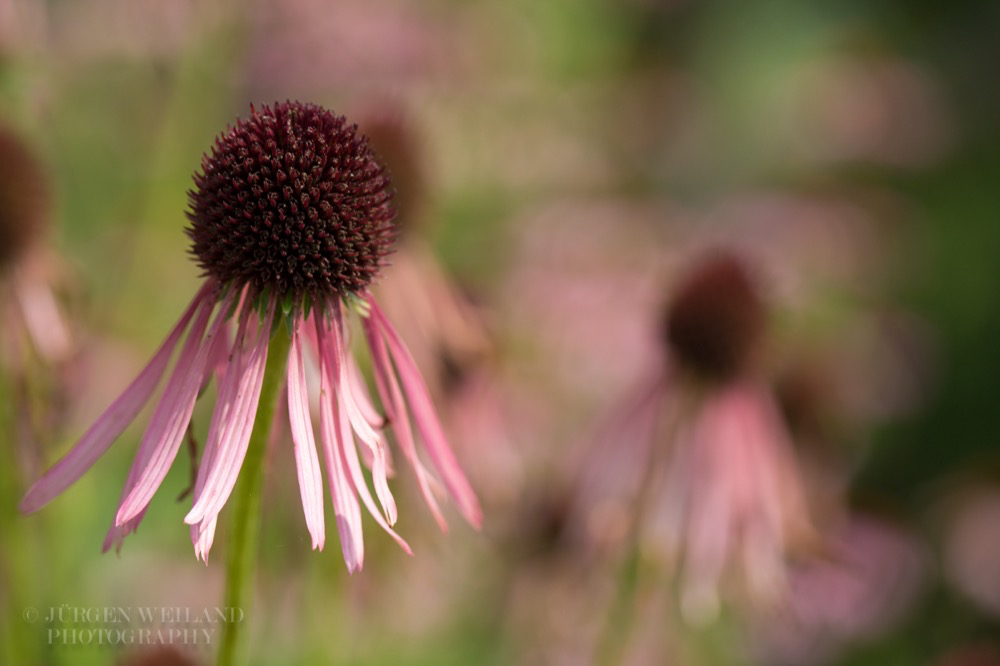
[359,103,492,401]
[0,122,72,372]
[579,250,819,632]
[0,121,75,467]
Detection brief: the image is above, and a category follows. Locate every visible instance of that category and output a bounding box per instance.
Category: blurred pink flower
[0,122,73,370]
[578,251,818,624]
[0,121,77,478]
[751,515,925,665]
[358,103,492,400]
[20,102,480,570]
[943,486,1000,619]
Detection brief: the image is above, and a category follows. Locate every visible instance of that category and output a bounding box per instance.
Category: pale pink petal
[680,400,736,624]
[363,313,447,531]
[192,516,218,562]
[115,291,231,525]
[189,350,243,563]
[575,369,668,496]
[202,317,232,392]
[15,276,72,363]
[20,283,212,514]
[334,311,385,429]
[326,304,396,524]
[346,355,386,429]
[327,301,381,448]
[187,314,249,562]
[656,423,696,555]
[102,510,147,554]
[749,386,813,541]
[183,302,274,527]
[346,355,395,476]
[316,314,364,572]
[287,324,326,550]
[369,298,482,528]
[742,514,785,604]
[104,293,221,551]
[337,391,412,554]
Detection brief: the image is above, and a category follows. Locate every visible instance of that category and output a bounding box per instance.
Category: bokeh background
[1,0,999,664]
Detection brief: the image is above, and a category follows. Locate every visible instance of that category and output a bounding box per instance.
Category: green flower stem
[217,328,290,666]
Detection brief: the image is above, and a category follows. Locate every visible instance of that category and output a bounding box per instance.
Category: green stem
[217,328,290,666]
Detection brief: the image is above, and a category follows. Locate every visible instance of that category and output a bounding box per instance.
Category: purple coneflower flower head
[580,250,817,624]
[0,122,72,367]
[664,253,765,383]
[0,126,45,269]
[20,101,482,570]
[660,253,816,620]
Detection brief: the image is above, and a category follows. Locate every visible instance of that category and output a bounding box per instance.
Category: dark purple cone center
[186,102,396,300]
[0,126,47,270]
[665,253,765,382]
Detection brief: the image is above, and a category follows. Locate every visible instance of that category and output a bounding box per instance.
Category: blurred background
[1,0,999,664]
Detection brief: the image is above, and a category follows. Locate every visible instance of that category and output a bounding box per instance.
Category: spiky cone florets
[664,252,766,383]
[186,101,397,303]
[0,123,48,270]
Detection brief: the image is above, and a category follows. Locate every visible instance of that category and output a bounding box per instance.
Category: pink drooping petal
[15,275,72,364]
[363,314,447,531]
[346,355,387,430]
[575,368,668,503]
[742,513,785,604]
[102,503,150,554]
[345,355,395,476]
[681,409,734,624]
[184,302,274,527]
[202,317,233,393]
[189,355,238,563]
[749,386,813,542]
[335,310,387,430]
[192,516,218,562]
[326,303,396,524]
[656,422,696,555]
[287,324,326,550]
[327,301,381,448]
[734,388,785,534]
[317,314,364,572]
[186,310,250,562]
[20,283,213,514]
[337,391,412,554]
[114,290,228,526]
[369,298,482,529]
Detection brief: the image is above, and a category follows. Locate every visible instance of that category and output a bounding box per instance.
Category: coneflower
[20,102,482,572]
[0,122,72,367]
[358,104,491,399]
[583,251,816,631]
